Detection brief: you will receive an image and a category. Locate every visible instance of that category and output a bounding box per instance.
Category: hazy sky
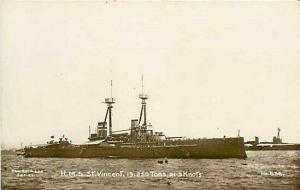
[1,1,300,148]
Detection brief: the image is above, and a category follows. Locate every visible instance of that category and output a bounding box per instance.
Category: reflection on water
[2,151,300,189]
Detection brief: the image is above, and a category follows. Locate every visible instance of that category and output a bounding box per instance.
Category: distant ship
[24,79,247,159]
[245,128,300,151]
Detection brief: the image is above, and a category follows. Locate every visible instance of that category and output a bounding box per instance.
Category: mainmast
[138,75,148,127]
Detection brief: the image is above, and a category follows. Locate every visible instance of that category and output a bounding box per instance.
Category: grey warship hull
[24,137,247,159]
[245,144,300,151]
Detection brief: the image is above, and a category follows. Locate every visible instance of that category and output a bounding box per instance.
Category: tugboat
[24,78,247,159]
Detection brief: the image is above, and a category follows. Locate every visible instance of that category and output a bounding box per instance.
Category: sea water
[1,151,299,189]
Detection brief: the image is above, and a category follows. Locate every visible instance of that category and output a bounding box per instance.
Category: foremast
[103,80,115,137]
[88,80,115,141]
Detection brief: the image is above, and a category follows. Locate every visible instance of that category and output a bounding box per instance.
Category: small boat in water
[16,149,25,156]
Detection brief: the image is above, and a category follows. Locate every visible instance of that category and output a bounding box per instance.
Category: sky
[1,1,300,149]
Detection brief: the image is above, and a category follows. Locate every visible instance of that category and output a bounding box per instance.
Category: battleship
[245,128,300,151]
[24,79,247,159]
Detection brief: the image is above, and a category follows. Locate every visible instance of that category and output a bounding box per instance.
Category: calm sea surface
[1,151,300,190]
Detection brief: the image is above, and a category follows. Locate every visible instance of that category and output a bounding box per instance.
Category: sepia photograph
[1,1,300,189]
